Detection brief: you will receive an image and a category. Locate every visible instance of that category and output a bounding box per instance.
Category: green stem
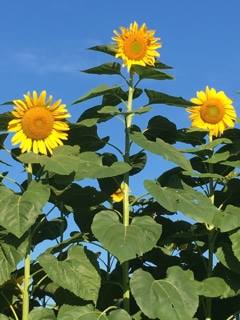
[206,134,215,320]
[122,72,134,313]
[22,164,32,320]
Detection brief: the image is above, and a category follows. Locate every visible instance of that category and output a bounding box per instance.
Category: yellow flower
[111,185,124,203]
[187,86,237,137]
[112,21,161,71]
[8,91,70,155]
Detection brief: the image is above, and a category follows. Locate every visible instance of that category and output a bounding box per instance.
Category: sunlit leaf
[92,210,161,263]
[73,84,120,104]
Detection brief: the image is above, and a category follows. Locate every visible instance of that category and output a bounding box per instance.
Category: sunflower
[112,21,161,71]
[187,86,237,137]
[110,184,124,203]
[8,91,70,155]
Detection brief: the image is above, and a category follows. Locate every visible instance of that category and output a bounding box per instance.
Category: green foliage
[1,36,239,320]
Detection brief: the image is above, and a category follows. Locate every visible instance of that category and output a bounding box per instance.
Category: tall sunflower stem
[205,134,216,320]
[22,164,32,320]
[122,73,134,313]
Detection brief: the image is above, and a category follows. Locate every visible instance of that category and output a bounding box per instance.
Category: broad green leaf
[196,277,233,298]
[0,242,22,285]
[213,205,240,232]
[0,181,49,237]
[73,84,120,104]
[145,89,194,107]
[132,65,173,80]
[57,304,107,320]
[102,87,143,106]
[29,308,56,320]
[88,44,117,56]
[92,210,161,263]
[145,180,219,225]
[230,230,240,261]
[18,152,48,164]
[82,62,121,75]
[97,105,120,114]
[130,267,198,320]
[131,131,192,171]
[39,246,101,303]
[108,310,131,320]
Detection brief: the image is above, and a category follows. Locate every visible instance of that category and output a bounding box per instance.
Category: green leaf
[145,89,194,107]
[82,62,121,75]
[132,65,173,80]
[204,151,230,164]
[216,241,240,274]
[108,310,131,320]
[38,246,101,303]
[222,160,240,168]
[229,230,240,261]
[196,277,233,298]
[57,304,107,320]
[154,60,173,69]
[0,242,22,285]
[130,267,198,320]
[73,85,120,105]
[213,205,240,232]
[129,151,147,176]
[131,131,192,171]
[102,87,143,106]
[0,315,10,320]
[0,181,49,237]
[29,308,56,320]
[88,44,117,56]
[181,138,232,154]
[92,210,161,263]
[145,180,219,225]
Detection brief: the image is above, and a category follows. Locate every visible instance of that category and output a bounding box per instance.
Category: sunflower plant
[0,21,240,320]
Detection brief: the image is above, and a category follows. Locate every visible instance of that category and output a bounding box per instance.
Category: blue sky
[1,0,240,193]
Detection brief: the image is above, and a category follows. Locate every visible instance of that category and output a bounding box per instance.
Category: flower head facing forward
[187,86,237,137]
[8,91,70,155]
[112,21,161,71]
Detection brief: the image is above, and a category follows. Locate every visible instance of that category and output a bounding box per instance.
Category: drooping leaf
[131,131,192,171]
[132,65,173,80]
[154,60,173,69]
[0,242,22,286]
[73,85,120,105]
[38,246,101,303]
[229,230,240,262]
[82,62,121,75]
[129,151,147,175]
[145,89,194,107]
[92,210,161,263]
[145,180,219,225]
[102,87,143,106]
[130,267,198,320]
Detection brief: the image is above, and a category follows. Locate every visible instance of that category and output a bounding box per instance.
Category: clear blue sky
[0,0,240,192]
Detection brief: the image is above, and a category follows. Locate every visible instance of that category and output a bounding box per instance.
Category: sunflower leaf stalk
[122,72,134,312]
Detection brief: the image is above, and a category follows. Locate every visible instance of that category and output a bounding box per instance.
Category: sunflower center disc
[22,107,54,139]
[124,37,146,60]
[200,99,225,124]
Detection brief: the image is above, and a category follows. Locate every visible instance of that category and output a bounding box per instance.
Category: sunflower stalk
[205,134,216,320]
[122,72,134,312]
[22,163,32,320]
